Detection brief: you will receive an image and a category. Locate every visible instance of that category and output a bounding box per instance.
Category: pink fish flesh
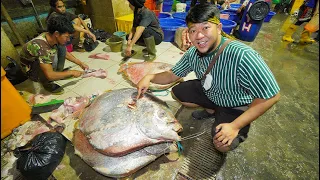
[73,129,177,178]
[88,53,110,60]
[50,96,90,123]
[82,69,107,79]
[118,62,183,90]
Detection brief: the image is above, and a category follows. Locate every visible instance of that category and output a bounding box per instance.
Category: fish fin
[177,141,184,156]
[117,63,128,73]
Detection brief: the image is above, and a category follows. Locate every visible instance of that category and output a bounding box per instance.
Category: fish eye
[158,111,166,117]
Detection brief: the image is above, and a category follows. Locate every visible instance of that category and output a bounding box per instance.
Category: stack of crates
[115,14,134,34]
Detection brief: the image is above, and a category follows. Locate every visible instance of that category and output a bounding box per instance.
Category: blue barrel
[235,0,270,42]
[160,18,186,42]
[172,12,187,20]
[264,11,276,22]
[186,4,190,11]
[229,3,242,11]
[163,1,173,12]
[220,10,239,22]
[159,13,172,19]
[221,19,237,34]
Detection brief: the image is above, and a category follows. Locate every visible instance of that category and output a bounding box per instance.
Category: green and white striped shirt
[171,37,280,107]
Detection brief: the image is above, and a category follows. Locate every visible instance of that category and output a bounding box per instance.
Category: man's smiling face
[188,21,222,54]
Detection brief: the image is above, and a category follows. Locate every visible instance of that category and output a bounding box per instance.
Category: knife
[31,99,64,115]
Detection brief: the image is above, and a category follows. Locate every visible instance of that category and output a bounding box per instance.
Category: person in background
[236,0,249,23]
[46,0,96,49]
[156,0,163,12]
[20,16,88,94]
[125,0,164,61]
[282,0,319,44]
[136,3,280,152]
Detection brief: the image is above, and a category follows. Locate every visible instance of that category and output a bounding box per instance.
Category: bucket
[160,18,186,42]
[172,12,187,20]
[106,36,123,52]
[159,13,172,19]
[113,31,126,41]
[163,1,173,12]
[186,4,190,11]
[221,19,237,34]
[264,11,276,22]
[220,14,230,20]
[220,10,239,22]
[229,3,242,11]
[176,3,187,12]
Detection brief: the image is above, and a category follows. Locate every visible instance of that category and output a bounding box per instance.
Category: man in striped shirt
[136,3,280,152]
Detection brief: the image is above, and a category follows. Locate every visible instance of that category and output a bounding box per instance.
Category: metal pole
[1,3,25,46]
[29,0,45,30]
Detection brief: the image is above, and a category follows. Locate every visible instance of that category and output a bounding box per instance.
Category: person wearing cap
[136,3,280,152]
[125,0,164,61]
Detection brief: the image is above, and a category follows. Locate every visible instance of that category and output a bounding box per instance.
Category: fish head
[137,96,182,141]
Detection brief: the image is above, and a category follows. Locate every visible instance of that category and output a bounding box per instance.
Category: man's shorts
[172,79,251,150]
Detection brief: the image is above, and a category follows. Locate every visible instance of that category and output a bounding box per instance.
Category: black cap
[128,0,145,8]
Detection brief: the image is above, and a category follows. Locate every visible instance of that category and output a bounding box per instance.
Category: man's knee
[171,90,200,108]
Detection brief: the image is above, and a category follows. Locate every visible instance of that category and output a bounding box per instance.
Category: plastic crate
[115,14,134,34]
[1,67,31,139]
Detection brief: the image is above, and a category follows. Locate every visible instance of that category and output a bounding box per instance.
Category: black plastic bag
[14,132,67,180]
[87,24,112,42]
[83,34,99,52]
[4,56,28,85]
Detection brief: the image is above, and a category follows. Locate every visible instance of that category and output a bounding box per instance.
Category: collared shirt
[133,7,164,38]
[171,36,280,107]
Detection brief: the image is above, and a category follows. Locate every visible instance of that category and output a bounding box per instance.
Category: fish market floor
[6,13,320,180]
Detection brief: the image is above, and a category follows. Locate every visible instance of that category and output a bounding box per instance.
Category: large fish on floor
[73,129,177,178]
[118,62,183,90]
[78,88,183,157]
